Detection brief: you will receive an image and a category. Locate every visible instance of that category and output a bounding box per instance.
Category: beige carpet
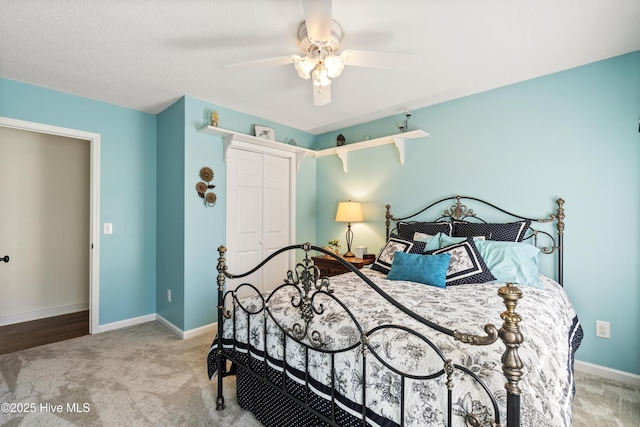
[1,321,638,426]
[573,370,640,427]
[0,322,259,427]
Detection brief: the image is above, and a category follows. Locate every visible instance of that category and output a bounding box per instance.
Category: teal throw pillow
[387,251,452,288]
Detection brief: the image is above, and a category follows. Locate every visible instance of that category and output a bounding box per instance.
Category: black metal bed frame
[213,196,566,427]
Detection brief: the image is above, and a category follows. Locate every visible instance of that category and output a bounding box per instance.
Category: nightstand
[311,255,375,278]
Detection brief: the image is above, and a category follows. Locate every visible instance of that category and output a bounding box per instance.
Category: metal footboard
[214,244,524,427]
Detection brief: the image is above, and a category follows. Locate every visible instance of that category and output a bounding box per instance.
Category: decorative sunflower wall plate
[196,166,217,207]
[200,167,214,182]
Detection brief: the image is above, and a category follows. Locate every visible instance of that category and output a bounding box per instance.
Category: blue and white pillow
[430,237,496,285]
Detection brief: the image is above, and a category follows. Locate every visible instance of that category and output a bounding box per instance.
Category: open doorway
[0,117,100,343]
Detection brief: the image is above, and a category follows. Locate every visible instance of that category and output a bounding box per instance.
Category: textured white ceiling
[1,0,639,134]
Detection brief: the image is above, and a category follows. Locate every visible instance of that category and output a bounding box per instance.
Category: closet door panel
[262,154,291,292]
[262,155,290,246]
[227,149,263,293]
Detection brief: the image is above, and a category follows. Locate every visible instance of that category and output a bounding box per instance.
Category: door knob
[0,255,9,263]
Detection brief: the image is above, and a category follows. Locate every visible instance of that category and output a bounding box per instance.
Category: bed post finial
[498,282,523,426]
[498,283,523,394]
[385,204,392,239]
[217,245,228,292]
[556,198,565,235]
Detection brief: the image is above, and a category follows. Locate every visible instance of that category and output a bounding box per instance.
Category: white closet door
[226,148,263,298]
[226,147,293,297]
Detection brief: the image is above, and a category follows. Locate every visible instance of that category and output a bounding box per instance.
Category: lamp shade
[335,201,363,223]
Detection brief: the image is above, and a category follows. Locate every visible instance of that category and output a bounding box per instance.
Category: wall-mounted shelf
[198,125,315,172]
[198,126,428,173]
[314,129,428,172]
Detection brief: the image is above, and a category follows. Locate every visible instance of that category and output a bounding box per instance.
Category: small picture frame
[254,125,275,141]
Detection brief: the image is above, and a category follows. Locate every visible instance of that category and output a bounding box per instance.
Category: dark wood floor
[0,310,89,355]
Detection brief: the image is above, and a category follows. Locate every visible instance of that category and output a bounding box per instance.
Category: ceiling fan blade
[340,50,419,71]
[222,55,300,71]
[313,84,331,106]
[302,0,332,42]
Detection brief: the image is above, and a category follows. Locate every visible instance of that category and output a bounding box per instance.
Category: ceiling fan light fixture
[296,19,344,91]
[324,54,345,78]
[294,56,316,79]
[312,65,331,87]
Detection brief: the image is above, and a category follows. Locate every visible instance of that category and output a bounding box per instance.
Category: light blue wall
[182,97,227,331]
[0,78,157,325]
[315,51,640,375]
[156,98,186,329]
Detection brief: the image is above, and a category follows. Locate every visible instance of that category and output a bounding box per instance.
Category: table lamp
[335,201,364,257]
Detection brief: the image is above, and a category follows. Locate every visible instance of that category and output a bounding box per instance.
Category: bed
[207,195,583,427]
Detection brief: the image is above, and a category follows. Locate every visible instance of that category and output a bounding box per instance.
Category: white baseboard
[0,302,89,327]
[183,322,217,340]
[96,313,156,334]
[155,314,184,337]
[155,314,217,340]
[94,313,218,340]
[575,360,640,386]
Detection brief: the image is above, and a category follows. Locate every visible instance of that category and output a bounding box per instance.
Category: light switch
[104,223,113,234]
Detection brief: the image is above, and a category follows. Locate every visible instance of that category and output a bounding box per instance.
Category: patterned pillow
[371,237,414,274]
[453,220,531,242]
[396,222,452,241]
[387,234,428,253]
[430,237,496,285]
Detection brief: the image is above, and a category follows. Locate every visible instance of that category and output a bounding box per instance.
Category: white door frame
[0,116,100,334]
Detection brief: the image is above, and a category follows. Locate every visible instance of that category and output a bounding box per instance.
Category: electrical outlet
[167,289,172,303]
[595,320,610,339]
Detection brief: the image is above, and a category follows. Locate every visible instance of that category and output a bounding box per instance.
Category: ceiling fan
[222,0,417,106]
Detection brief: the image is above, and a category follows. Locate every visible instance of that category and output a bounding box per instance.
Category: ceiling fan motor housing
[298,20,342,55]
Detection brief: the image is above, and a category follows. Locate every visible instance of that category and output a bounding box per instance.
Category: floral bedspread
[208,269,582,427]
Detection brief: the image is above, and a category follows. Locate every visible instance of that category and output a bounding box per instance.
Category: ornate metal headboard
[385,196,565,285]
